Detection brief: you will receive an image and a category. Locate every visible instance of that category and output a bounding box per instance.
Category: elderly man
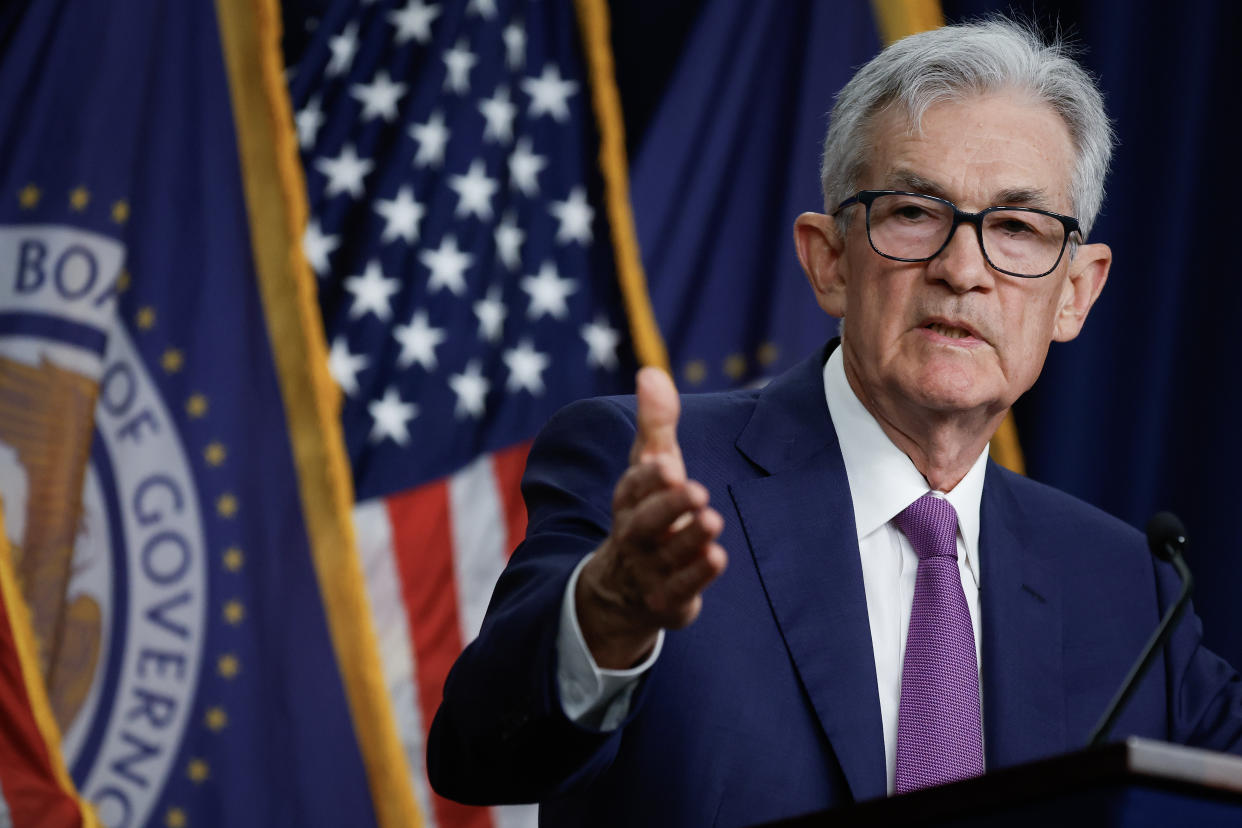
[428,18,1242,826]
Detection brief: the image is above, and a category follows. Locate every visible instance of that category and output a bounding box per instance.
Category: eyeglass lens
[867,193,1066,276]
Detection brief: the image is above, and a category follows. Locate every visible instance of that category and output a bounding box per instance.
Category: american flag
[285,1,637,825]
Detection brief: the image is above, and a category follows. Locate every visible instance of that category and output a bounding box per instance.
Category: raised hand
[576,367,727,669]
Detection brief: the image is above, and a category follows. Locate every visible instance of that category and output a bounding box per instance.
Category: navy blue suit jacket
[428,344,1242,827]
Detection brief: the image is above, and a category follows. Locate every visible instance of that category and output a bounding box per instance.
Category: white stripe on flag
[448,456,510,646]
[493,803,539,828]
[354,497,439,828]
[448,458,539,828]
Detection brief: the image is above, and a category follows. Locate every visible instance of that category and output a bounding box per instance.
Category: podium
[760,739,1242,827]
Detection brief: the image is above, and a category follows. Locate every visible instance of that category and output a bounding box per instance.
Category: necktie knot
[894,493,958,560]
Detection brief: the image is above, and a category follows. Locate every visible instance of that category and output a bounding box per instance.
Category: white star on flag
[345,260,400,320]
[388,0,440,45]
[443,39,478,94]
[449,360,490,418]
[393,310,446,370]
[521,261,578,320]
[351,70,407,122]
[296,95,324,149]
[368,387,418,445]
[327,22,359,77]
[473,287,507,342]
[466,0,497,19]
[550,186,594,245]
[479,86,517,144]
[420,235,473,295]
[503,340,550,395]
[522,63,578,121]
[328,336,368,396]
[508,137,547,195]
[374,185,425,244]
[494,212,524,271]
[409,110,449,168]
[581,316,621,370]
[316,143,374,199]
[449,159,498,220]
[303,218,339,276]
[503,22,525,70]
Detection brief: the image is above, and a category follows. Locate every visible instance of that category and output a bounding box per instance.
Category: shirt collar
[822,346,989,586]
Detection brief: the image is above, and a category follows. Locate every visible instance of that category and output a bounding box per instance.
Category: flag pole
[212,2,424,825]
[574,0,671,373]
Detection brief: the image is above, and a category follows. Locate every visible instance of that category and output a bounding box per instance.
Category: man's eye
[893,204,931,220]
[996,218,1036,235]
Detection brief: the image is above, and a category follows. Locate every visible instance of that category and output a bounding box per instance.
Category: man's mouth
[922,320,983,342]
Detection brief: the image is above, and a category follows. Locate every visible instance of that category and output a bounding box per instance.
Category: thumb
[631,366,682,471]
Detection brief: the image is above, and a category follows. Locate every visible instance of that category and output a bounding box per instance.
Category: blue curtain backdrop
[940,0,1242,671]
[609,0,1241,672]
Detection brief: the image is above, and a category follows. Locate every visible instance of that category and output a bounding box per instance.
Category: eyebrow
[886,169,1055,210]
[993,187,1054,210]
[889,170,947,198]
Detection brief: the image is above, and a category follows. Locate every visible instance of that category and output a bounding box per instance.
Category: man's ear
[1052,241,1111,342]
[794,213,848,318]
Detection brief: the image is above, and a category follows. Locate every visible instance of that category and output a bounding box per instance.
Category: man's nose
[926,221,993,293]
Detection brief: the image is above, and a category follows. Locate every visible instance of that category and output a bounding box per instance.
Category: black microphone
[1086,511,1194,747]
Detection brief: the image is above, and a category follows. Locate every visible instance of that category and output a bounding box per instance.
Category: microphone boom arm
[1087,549,1194,747]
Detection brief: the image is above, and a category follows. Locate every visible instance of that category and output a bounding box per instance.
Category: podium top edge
[1123,737,1242,793]
[755,740,1242,827]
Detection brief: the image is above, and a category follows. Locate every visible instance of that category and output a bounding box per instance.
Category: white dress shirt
[823,347,988,791]
[556,347,989,792]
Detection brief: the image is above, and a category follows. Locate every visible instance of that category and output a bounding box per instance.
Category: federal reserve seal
[0,224,208,828]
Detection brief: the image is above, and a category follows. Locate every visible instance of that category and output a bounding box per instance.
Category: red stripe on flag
[386,482,494,828]
[490,441,531,561]
[0,595,82,827]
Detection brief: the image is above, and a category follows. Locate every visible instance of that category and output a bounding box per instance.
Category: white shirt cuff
[556,553,664,731]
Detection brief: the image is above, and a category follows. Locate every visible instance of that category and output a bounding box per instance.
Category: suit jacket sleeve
[426,395,651,805]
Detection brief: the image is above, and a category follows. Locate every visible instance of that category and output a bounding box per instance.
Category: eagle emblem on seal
[0,353,103,734]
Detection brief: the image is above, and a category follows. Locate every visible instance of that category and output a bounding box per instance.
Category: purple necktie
[893,494,984,793]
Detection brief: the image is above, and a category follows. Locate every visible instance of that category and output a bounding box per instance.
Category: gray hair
[821,17,1115,240]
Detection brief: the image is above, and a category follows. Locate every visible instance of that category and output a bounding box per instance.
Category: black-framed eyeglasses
[832,190,1081,278]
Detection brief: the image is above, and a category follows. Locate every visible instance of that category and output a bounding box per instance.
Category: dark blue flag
[627,0,883,391]
[0,1,418,826]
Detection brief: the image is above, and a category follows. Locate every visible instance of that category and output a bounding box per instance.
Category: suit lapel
[979,465,1066,768]
[728,347,887,802]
